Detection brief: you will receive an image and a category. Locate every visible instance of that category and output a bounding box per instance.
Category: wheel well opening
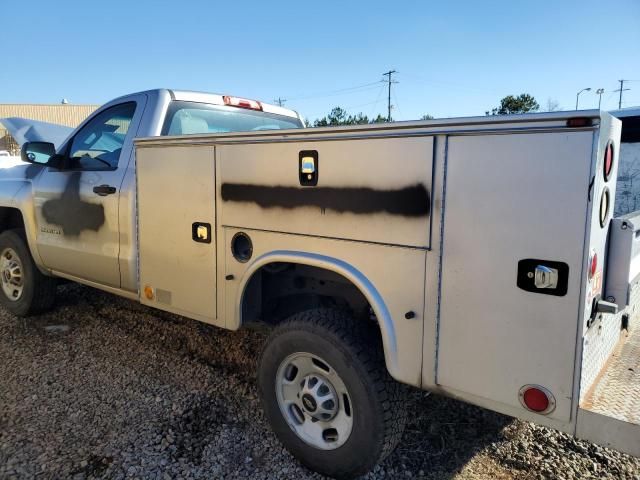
[0,208,25,233]
[242,262,372,326]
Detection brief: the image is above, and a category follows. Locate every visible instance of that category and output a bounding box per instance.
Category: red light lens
[604,142,614,181]
[589,252,597,280]
[523,387,550,412]
[223,95,263,111]
[567,117,592,128]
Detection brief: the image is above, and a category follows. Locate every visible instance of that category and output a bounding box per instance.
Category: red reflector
[567,117,592,128]
[522,387,550,412]
[589,251,598,280]
[604,142,614,182]
[223,95,263,111]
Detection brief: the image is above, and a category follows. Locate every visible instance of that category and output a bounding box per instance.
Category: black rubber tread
[258,308,407,479]
[0,229,56,316]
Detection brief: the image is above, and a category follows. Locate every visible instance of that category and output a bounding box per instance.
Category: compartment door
[137,145,218,324]
[437,132,593,422]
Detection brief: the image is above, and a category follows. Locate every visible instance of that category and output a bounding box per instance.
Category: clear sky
[1,0,639,121]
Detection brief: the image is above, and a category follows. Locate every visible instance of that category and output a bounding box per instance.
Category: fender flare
[235,250,399,375]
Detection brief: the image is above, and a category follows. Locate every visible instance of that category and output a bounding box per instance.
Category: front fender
[0,179,47,272]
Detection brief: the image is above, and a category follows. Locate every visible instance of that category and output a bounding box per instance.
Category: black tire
[258,308,407,479]
[0,229,56,316]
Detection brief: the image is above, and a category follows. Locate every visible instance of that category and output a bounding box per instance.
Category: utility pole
[614,80,630,109]
[274,97,286,107]
[382,70,397,122]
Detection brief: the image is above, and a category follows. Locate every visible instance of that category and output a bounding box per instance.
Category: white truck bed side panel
[220,227,427,386]
[437,131,594,422]
[579,113,623,401]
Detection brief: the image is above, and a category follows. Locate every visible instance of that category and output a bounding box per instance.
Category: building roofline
[0,104,99,107]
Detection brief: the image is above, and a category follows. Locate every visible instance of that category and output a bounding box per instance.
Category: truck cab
[7,89,303,301]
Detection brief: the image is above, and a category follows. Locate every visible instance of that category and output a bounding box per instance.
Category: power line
[401,73,506,94]
[343,98,386,111]
[614,80,631,109]
[273,97,286,107]
[369,84,387,118]
[302,82,392,122]
[391,88,402,119]
[304,95,388,123]
[286,81,383,101]
[382,70,398,121]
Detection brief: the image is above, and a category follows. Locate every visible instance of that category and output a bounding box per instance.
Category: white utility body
[5,91,638,477]
[134,110,638,460]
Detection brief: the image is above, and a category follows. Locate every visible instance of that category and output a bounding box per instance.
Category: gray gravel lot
[0,283,639,480]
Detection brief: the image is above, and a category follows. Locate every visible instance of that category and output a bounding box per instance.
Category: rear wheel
[0,229,56,316]
[258,308,406,479]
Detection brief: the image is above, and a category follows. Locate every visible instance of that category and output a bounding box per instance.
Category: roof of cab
[105,89,301,121]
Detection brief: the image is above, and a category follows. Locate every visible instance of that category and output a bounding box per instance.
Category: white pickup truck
[1,89,639,478]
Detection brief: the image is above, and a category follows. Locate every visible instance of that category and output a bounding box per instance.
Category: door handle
[93,184,116,196]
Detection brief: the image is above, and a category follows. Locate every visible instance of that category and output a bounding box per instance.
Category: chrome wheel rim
[275,352,353,450]
[0,248,23,301]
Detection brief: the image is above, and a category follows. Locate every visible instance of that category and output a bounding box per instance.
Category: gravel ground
[0,283,639,480]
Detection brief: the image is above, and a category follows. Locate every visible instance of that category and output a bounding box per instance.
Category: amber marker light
[144,285,155,300]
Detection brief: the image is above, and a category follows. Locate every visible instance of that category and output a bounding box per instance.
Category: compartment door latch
[534,265,558,289]
[517,259,569,296]
[299,150,318,186]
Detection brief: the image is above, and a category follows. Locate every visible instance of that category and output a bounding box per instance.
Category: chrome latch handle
[534,265,559,289]
[517,259,568,296]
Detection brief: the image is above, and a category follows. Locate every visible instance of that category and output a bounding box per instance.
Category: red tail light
[589,250,598,280]
[603,142,614,182]
[567,117,592,128]
[523,388,549,411]
[519,385,555,414]
[223,95,263,111]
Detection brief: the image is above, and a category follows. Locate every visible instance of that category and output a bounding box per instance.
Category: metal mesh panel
[582,321,640,424]
[580,284,640,402]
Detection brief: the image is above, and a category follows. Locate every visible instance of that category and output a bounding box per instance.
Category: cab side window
[67,102,136,170]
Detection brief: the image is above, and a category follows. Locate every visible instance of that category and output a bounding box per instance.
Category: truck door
[33,95,147,288]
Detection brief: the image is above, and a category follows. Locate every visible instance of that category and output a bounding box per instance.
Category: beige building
[0,104,98,154]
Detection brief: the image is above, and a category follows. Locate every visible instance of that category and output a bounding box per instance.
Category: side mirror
[21,141,56,165]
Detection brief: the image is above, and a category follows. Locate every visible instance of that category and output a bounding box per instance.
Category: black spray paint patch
[41,172,105,237]
[221,183,430,217]
[25,164,45,180]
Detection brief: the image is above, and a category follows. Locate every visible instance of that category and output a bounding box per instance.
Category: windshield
[162,101,303,136]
